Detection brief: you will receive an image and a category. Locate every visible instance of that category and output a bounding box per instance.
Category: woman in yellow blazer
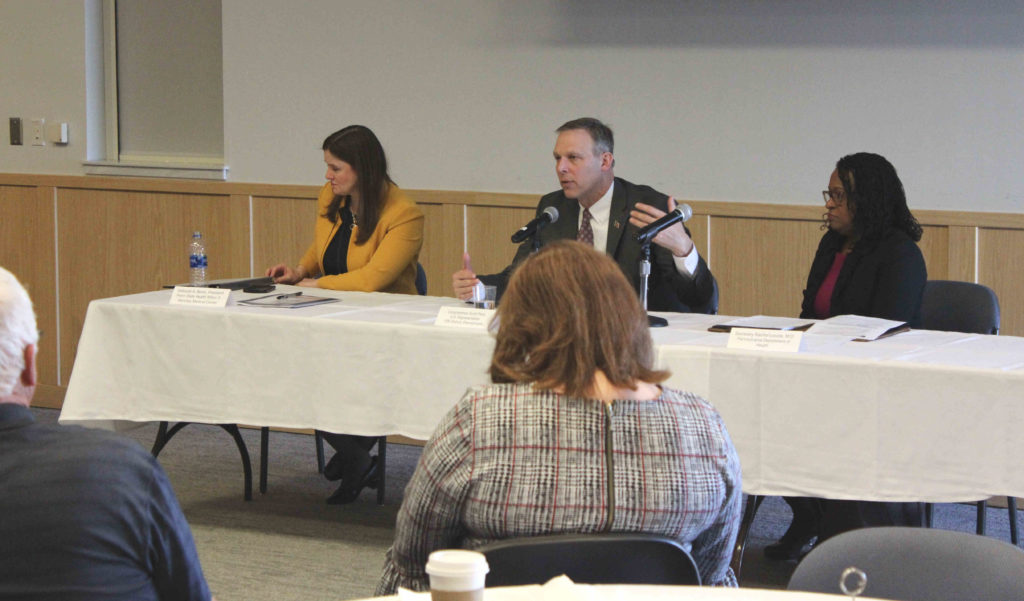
[267,125,424,294]
[266,125,424,504]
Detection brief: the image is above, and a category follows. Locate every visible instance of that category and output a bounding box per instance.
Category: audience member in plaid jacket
[377,241,742,593]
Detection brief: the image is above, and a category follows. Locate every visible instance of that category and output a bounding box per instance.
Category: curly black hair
[835,152,922,243]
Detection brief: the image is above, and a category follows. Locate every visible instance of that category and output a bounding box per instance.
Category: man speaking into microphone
[452,117,715,312]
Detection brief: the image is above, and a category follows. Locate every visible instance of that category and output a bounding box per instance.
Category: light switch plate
[9,117,21,145]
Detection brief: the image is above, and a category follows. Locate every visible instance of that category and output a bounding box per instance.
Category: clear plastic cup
[472,285,496,310]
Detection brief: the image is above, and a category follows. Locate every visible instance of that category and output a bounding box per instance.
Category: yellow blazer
[298,182,424,294]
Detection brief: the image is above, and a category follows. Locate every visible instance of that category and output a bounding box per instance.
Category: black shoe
[764,537,815,561]
[326,457,378,505]
[764,530,816,561]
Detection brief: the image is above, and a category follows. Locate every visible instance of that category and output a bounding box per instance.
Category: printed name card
[170,286,231,308]
[434,305,496,330]
[727,327,803,352]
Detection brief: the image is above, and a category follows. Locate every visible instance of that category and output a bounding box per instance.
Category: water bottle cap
[193,231,202,238]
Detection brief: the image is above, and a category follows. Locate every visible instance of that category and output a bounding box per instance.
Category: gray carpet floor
[34,408,1020,601]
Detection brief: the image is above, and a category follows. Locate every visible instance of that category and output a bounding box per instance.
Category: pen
[276,292,303,300]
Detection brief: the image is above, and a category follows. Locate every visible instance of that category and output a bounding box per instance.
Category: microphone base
[647,314,668,328]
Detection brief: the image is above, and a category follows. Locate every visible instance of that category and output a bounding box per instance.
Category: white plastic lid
[426,550,489,578]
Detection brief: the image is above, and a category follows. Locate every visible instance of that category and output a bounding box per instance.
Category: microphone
[636,203,692,245]
[511,206,559,243]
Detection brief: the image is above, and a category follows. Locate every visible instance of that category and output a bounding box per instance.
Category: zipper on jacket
[602,401,615,532]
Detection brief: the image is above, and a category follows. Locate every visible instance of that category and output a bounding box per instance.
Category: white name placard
[434,305,496,330]
[170,286,231,308]
[727,327,803,353]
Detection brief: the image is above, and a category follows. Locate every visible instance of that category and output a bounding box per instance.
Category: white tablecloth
[60,287,1024,503]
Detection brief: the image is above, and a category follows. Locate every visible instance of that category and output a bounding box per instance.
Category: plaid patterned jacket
[376,383,742,594]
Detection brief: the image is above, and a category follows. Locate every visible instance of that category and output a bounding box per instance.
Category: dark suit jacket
[480,178,715,312]
[800,228,927,327]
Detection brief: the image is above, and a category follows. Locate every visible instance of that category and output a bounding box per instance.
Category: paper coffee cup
[426,550,489,601]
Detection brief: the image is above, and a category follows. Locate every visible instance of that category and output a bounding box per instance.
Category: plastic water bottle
[189,231,208,286]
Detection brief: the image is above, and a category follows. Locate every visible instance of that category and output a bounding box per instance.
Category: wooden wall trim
[0,173,315,199]
[405,189,538,209]
[7,173,1023,229]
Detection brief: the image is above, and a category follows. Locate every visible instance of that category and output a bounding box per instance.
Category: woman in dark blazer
[766,152,927,560]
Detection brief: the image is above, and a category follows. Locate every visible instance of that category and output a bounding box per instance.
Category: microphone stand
[531,232,542,254]
[639,242,668,328]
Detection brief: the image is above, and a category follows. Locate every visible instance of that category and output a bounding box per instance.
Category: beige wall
[4,2,1024,214]
[2,173,1022,410]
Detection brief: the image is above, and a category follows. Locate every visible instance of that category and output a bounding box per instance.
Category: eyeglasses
[822,189,846,205]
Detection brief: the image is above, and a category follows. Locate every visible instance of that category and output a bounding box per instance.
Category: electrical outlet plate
[9,117,22,145]
[30,118,45,146]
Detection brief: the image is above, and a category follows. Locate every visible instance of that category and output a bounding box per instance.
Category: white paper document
[806,314,908,341]
[237,292,339,308]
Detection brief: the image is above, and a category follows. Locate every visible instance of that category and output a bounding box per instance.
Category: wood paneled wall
[2,174,1022,410]
[0,184,58,404]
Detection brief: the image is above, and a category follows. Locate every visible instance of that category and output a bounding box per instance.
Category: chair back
[919,280,999,334]
[788,527,1024,601]
[477,533,700,587]
[415,262,427,296]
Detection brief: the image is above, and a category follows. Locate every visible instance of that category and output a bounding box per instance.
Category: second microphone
[636,203,693,245]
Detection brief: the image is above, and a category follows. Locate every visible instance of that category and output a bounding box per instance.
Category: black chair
[259,262,428,504]
[788,527,1024,600]
[415,261,427,296]
[477,533,701,587]
[917,280,1016,545]
[919,279,999,335]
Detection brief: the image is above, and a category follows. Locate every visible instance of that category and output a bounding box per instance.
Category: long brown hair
[489,240,669,397]
[321,125,395,244]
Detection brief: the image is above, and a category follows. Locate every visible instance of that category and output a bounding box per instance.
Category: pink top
[813,252,848,318]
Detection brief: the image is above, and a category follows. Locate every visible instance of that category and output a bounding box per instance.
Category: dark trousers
[820,500,923,541]
[783,496,923,543]
[319,432,378,483]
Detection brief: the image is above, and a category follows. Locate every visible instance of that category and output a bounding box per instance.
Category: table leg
[260,427,269,494]
[1009,497,1019,546]
[220,424,253,501]
[151,421,190,457]
[150,421,253,502]
[376,436,387,505]
[977,500,987,535]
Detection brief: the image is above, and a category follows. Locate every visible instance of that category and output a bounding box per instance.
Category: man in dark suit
[452,117,715,312]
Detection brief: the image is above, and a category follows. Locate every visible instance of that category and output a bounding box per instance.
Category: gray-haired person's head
[0,267,38,396]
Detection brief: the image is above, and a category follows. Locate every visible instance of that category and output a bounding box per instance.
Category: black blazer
[800,228,927,327]
[480,178,715,312]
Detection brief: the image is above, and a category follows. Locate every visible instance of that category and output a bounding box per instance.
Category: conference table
[60,285,1024,501]
[366,582,886,600]
[60,286,1024,544]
